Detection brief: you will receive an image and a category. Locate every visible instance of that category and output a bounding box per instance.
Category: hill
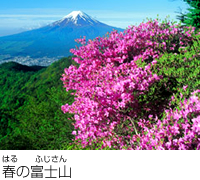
[0,57,75,149]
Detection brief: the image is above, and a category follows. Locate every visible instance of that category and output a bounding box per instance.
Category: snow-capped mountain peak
[53,11,99,26]
[64,11,85,21]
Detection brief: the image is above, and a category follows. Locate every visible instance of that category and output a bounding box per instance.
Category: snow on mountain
[52,11,100,27]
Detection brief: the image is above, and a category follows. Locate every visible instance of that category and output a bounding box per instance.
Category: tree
[177,0,200,29]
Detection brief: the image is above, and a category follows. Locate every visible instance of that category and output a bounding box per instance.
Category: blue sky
[0,0,189,36]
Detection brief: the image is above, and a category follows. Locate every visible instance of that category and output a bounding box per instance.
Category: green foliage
[61,139,114,150]
[153,33,200,96]
[177,0,200,29]
[0,57,75,149]
[135,33,200,123]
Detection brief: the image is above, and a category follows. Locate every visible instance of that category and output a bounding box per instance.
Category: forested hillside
[0,57,75,149]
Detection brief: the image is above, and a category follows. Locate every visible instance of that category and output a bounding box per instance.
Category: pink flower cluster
[136,90,200,150]
[61,19,197,149]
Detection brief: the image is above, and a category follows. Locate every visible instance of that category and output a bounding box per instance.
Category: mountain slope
[0,57,75,149]
[0,11,124,65]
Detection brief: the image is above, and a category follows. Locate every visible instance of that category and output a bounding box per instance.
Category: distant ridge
[0,61,45,72]
[0,11,124,66]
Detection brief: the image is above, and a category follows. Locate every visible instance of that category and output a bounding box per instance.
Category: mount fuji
[0,11,124,65]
